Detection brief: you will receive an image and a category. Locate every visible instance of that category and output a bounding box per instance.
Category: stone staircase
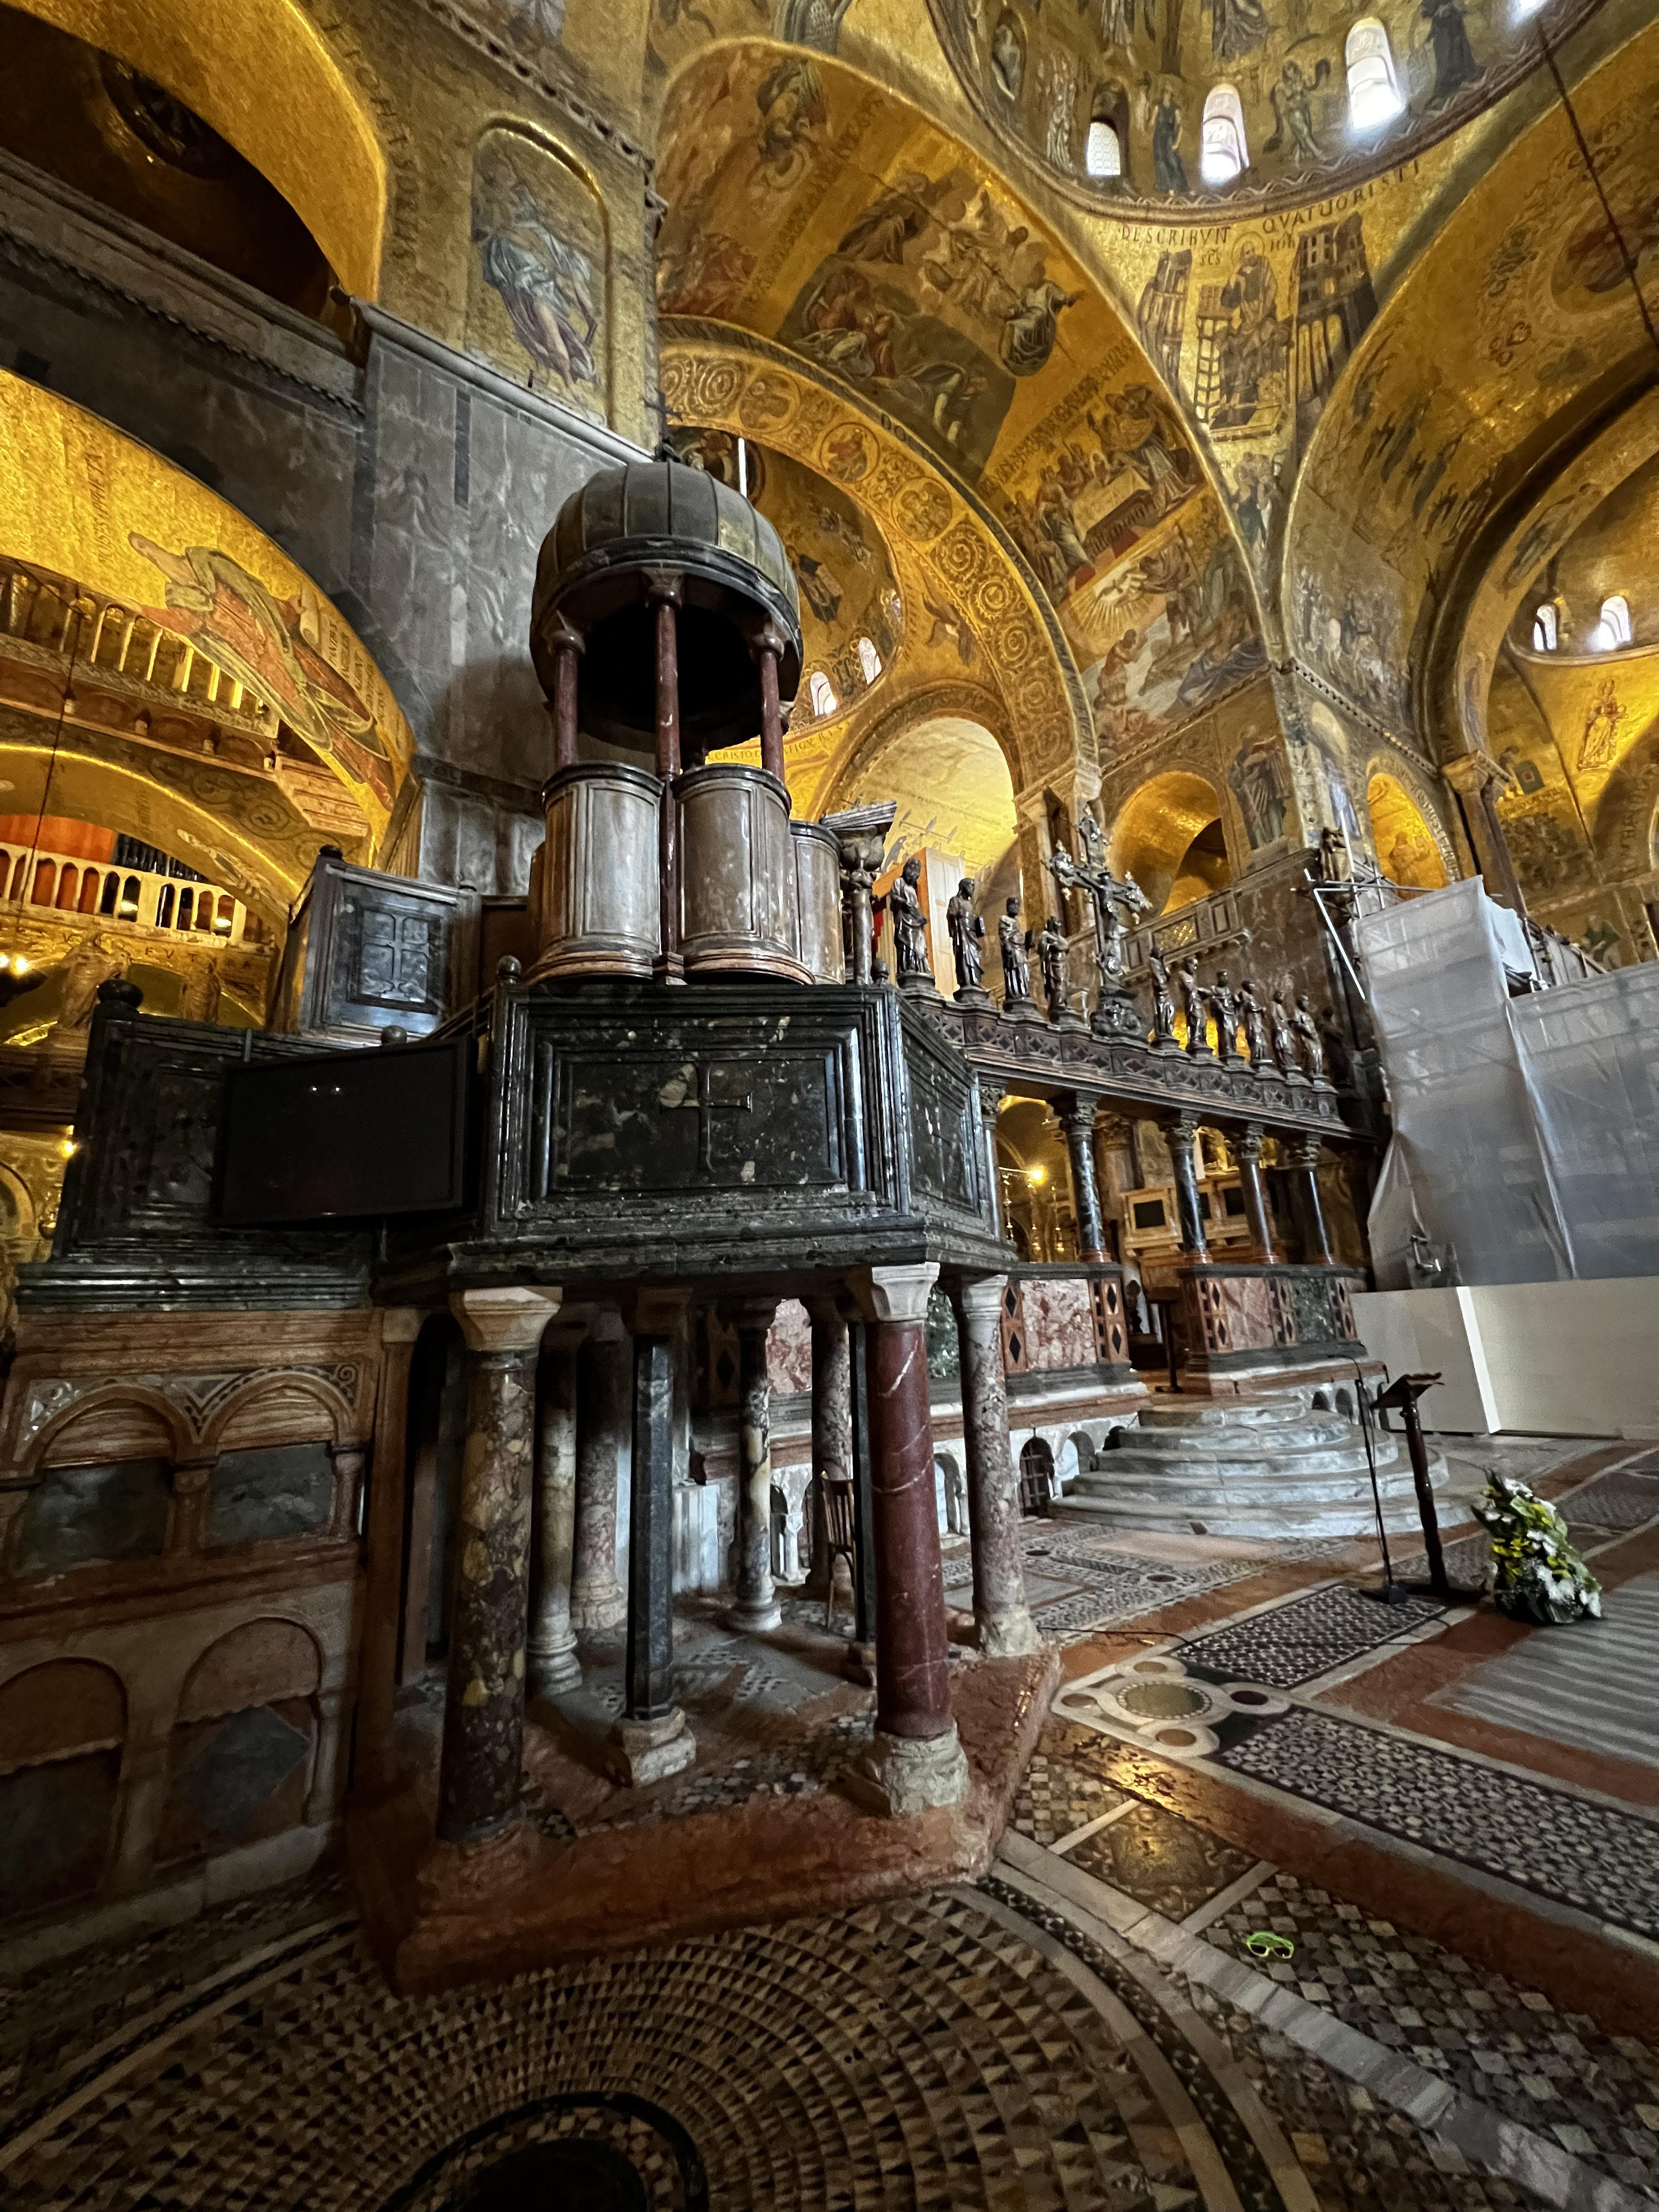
[1055,1397,1446,1539]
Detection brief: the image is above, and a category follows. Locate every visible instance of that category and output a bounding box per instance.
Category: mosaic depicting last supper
[0,0,1657,2204]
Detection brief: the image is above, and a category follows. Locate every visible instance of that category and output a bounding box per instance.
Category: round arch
[1109,771,1232,916]
[9,0,385,298]
[1366,770,1449,890]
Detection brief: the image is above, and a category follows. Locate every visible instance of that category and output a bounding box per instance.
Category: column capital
[1284,1132,1325,1169]
[718,1292,780,1335]
[946,1271,1007,1323]
[1052,1088,1098,1134]
[1231,1121,1265,1164]
[748,620,788,663]
[844,1261,938,1324]
[379,1306,430,1345]
[1161,1108,1207,1146]
[542,610,585,656]
[449,1286,562,1352]
[640,566,684,609]
[1442,749,1512,801]
[618,1285,693,1335]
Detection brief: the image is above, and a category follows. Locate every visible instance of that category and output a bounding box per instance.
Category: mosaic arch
[1108,766,1232,914]
[0,372,415,846]
[653,40,1272,767]
[1366,768,1448,890]
[824,710,1020,884]
[7,0,386,295]
[922,0,1610,216]
[1284,15,1659,764]
[660,324,1093,792]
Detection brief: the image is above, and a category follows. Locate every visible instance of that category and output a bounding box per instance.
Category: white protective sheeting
[1357,879,1569,1285]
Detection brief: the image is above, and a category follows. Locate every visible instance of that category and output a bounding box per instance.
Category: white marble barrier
[671,1480,722,1594]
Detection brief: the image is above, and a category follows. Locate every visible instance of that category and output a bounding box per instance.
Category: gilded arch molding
[813,679,1013,821]
[660,320,1094,793]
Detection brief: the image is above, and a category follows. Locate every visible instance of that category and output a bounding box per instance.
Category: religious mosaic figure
[1036,916,1071,1023]
[131,535,395,811]
[1151,87,1187,194]
[1210,970,1239,1062]
[1269,988,1298,1074]
[472,149,599,395]
[1147,947,1177,1046]
[1240,977,1270,1066]
[1422,0,1481,108]
[1179,958,1210,1055]
[998,895,1032,1003]
[946,878,986,993]
[889,855,930,980]
[50,933,129,1041]
[1292,994,1327,1080]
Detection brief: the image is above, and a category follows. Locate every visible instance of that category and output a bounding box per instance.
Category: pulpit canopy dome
[532,454,804,758]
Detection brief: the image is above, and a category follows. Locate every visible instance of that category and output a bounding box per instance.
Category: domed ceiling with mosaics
[656,40,1268,775]
[923,0,1608,211]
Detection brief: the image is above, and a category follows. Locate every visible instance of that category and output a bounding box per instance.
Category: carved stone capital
[449,1286,563,1353]
[640,567,684,609]
[946,1271,1006,1324]
[844,1261,938,1325]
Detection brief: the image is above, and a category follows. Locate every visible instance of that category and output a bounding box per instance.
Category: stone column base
[978,1605,1044,1660]
[608,1707,697,1788]
[570,1588,628,1633]
[843,1723,969,1818]
[842,1637,877,1687]
[729,1593,783,1633]
[527,1639,582,1697]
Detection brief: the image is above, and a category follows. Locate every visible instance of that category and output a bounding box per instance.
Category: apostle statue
[1036,915,1071,1024]
[1269,988,1298,1074]
[1178,957,1211,1056]
[1240,977,1271,1067]
[1147,946,1177,1047]
[1209,969,1239,1063]
[998,894,1034,1006]
[889,854,930,982]
[1292,992,1327,1080]
[946,878,986,996]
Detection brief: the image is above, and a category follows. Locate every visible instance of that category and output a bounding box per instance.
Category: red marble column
[353,1307,426,1798]
[545,612,583,771]
[752,622,787,790]
[436,1288,561,1847]
[647,571,684,983]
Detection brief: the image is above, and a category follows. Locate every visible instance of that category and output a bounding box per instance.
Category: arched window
[118,874,140,919]
[1345,19,1404,129]
[1532,602,1558,652]
[1198,86,1248,186]
[99,870,119,915]
[1599,593,1633,649]
[808,672,838,717]
[156,883,175,930]
[176,886,194,932]
[857,636,882,684]
[1084,116,1122,178]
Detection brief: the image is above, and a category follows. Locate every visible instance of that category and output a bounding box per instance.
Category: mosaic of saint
[467,129,606,420]
[924,0,1603,210]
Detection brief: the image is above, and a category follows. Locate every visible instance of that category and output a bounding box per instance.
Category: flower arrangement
[1473,1473,1602,1625]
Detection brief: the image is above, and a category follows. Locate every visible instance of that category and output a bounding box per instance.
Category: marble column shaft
[528,1333,583,1696]
[1165,1114,1209,1260]
[1233,1125,1277,1260]
[626,1331,677,1721]
[1058,1094,1107,1262]
[354,1308,425,1797]
[868,1313,953,1741]
[570,1322,629,1631]
[948,1274,1041,1658]
[803,1297,851,1599]
[1288,1136,1334,1264]
[438,1290,561,1846]
[731,1301,782,1631]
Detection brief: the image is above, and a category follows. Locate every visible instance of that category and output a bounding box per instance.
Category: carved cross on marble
[658,1060,755,1176]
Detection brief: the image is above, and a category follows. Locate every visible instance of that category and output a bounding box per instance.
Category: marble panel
[765,1300,813,1396]
[14,1459,172,1577]
[1020,1277,1098,1371]
[205,1444,335,1548]
[1222,1274,1276,1350]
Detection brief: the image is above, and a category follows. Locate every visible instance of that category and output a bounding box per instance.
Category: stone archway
[1108,770,1231,916]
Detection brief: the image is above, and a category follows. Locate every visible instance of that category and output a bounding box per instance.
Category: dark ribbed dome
[531,455,804,757]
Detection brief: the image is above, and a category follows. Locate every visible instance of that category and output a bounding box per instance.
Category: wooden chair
[819,1473,857,1630]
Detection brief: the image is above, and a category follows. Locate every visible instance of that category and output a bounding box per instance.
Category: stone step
[1091,1420,1361,1459]
[1053,1485,1432,1536]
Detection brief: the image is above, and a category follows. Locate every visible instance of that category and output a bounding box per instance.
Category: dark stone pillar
[611,1290,696,1786]
[437,1289,561,1847]
[570,1312,630,1632]
[980,1081,1008,1245]
[802,1295,851,1602]
[947,1272,1041,1658]
[729,1297,782,1632]
[528,1321,587,1698]
[1233,1123,1277,1262]
[353,1307,425,1799]
[1164,1112,1209,1260]
[845,1264,968,1817]
[1287,1134,1335,1264]
[1057,1092,1107,1262]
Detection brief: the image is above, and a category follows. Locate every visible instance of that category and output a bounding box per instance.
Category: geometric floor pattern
[1177,1582,1448,1689]
[1214,1706,1659,1940]
[942,1526,1260,1642]
[0,1887,1224,2212]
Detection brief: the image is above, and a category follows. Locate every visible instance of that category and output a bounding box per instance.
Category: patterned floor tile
[1177,1584,1447,1691]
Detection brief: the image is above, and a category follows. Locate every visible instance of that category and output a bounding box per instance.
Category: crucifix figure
[660,1059,755,1176]
[1047,817,1151,997]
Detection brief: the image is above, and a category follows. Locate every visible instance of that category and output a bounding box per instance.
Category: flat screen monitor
[213,1037,468,1224]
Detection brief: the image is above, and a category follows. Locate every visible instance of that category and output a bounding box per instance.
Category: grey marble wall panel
[15,1459,174,1576]
[205,1443,335,1547]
